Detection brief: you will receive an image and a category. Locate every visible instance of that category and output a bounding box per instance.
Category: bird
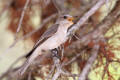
[19,14,75,75]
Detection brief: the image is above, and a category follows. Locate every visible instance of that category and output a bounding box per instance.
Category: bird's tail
[19,49,42,75]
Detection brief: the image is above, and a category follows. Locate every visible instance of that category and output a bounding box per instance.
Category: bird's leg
[51,48,60,59]
[51,48,62,80]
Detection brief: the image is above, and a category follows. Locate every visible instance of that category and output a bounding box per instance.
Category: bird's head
[57,14,75,26]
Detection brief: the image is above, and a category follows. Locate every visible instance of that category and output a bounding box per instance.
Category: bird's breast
[40,30,67,50]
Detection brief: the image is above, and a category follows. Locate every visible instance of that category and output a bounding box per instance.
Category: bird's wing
[25,24,59,58]
[34,24,59,47]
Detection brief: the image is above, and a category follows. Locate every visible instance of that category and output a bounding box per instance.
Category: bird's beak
[67,16,78,23]
[67,17,74,22]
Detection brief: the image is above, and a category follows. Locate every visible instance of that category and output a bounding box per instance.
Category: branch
[78,44,100,80]
[52,0,66,14]
[68,0,109,34]
[51,50,62,80]
[46,65,55,80]
[15,0,30,39]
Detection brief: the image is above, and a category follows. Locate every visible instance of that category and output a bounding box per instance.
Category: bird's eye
[63,16,67,19]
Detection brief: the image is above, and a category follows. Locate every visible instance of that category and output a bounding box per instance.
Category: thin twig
[52,70,61,80]
[46,65,55,80]
[15,0,30,39]
[102,61,109,80]
[62,50,85,66]
[28,71,32,80]
[52,0,66,14]
[52,56,61,80]
[78,44,100,80]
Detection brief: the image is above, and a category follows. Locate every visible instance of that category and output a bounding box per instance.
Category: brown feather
[25,24,59,58]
